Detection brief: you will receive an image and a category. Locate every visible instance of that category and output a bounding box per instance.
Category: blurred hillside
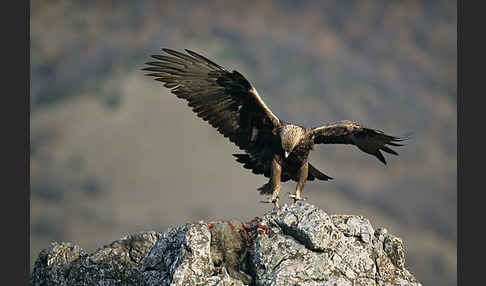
[30,1,456,286]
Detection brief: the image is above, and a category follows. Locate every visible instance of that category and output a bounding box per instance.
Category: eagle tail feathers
[308,163,333,181]
[257,182,274,195]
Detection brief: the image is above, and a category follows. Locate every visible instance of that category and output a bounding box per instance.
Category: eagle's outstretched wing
[143,48,280,157]
[311,120,410,165]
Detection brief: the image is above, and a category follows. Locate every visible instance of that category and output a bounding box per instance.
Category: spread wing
[143,48,281,157]
[311,120,410,165]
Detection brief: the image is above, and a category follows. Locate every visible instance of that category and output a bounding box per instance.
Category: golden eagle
[143,49,408,206]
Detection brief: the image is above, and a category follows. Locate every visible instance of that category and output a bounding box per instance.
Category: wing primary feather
[164,82,179,88]
[381,146,398,155]
[185,49,226,70]
[150,55,187,66]
[375,151,387,165]
[142,66,185,73]
[162,48,198,62]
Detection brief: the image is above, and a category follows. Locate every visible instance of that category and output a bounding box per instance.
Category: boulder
[30,203,421,286]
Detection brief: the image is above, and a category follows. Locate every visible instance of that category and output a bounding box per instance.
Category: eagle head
[280,125,305,158]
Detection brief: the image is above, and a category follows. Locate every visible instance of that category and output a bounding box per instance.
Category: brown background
[30,1,456,285]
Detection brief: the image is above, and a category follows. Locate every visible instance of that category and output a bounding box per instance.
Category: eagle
[143,49,408,207]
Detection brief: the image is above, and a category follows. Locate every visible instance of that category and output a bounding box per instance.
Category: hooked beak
[284,151,290,158]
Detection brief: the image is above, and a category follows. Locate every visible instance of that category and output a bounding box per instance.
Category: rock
[30,203,422,286]
[29,231,162,285]
[249,203,420,286]
[29,242,86,286]
[140,222,247,285]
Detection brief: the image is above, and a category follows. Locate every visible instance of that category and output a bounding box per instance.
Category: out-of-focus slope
[30,1,456,286]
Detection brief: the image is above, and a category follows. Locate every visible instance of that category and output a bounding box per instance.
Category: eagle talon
[260,196,280,207]
[288,193,307,204]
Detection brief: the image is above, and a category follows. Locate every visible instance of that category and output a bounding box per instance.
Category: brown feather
[143,49,408,202]
[311,120,408,165]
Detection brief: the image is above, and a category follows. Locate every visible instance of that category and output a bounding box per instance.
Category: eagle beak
[285,151,290,158]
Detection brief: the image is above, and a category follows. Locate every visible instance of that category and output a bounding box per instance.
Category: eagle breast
[280,125,306,154]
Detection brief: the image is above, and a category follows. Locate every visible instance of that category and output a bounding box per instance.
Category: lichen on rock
[30,203,422,286]
[248,203,420,286]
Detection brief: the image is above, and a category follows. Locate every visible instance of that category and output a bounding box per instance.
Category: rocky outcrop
[30,203,422,285]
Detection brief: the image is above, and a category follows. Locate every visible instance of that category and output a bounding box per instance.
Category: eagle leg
[289,160,308,204]
[259,156,282,207]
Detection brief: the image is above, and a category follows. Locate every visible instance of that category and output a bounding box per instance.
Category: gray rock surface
[30,203,421,285]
